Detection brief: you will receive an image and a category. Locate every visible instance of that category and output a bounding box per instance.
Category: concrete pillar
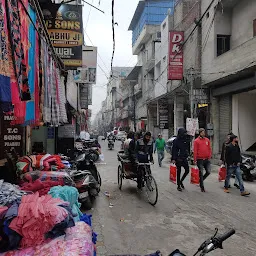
[174,94,184,135]
[211,97,220,156]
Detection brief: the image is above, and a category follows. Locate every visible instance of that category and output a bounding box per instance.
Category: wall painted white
[202,0,256,85]
[232,91,256,152]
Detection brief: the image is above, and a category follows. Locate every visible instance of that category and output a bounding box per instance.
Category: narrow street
[92,141,256,256]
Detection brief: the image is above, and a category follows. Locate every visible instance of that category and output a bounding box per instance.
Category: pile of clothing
[1,221,95,256]
[0,193,76,252]
[20,179,64,196]
[0,180,26,206]
[16,154,66,174]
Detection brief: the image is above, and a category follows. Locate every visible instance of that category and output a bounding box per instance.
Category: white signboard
[186,118,199,136]
[67,70,78,110]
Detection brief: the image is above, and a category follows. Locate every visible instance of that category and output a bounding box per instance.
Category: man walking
[224,135,250,196]
[221,132,239,189]
[193,128,211,192]
[154,134,166,167]
[171,128,190,191]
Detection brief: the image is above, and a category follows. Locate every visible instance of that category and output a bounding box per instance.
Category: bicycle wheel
[145,175,158,206]
[118,165,123,190]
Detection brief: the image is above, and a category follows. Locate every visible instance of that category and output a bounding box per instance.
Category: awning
[126,66,142,80]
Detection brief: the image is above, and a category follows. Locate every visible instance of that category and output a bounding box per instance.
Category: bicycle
[117,152,158,206]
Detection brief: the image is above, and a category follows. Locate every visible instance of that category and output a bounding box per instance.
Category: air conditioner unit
[153,32,161,42]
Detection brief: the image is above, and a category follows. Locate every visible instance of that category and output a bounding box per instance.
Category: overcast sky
[83,0,138,120]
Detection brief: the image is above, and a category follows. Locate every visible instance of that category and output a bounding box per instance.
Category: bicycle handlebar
[217,229,235,243]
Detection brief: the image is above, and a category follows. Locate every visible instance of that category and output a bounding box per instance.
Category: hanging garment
[9,193,69,248]
[50,64,60,125]
[58,73,68,124]
[25,5,37,123]
[0,1,13,112]
[43,50,51,123]
[5,0,31,101]
[48,186,82,222]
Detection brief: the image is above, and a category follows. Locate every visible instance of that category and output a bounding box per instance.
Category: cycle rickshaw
[117,151,158,206]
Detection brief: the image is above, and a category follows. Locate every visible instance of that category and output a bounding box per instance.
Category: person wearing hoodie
[171,128,190,191]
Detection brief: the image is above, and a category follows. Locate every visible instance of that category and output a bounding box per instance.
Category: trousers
[176,159,190,187]
[197,159,211,189]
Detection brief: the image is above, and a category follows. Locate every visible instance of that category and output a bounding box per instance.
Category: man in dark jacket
[224,135,250,196]
[135,131,154,189]
[171,128,190,191]
[220,132,239,189]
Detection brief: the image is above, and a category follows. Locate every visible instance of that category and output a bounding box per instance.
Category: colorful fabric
[20,179,64,196]
[51,65,60,125]
[0,1,13,112]
[1,221,94,256]
[5,0,31,101]
[9,193,68,248]
[20,171,74,186]
[48,186,82,222]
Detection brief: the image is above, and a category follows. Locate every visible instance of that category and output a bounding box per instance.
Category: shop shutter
[219,95,232,151]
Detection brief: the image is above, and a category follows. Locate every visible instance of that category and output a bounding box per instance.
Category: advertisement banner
[159,104,169,129]
[79,83,89,109]
[67,71,78,110]
[186,118,199,136]
[73,46,97,83]
[168,31,184,80]
[40,3,83,69]
[0,114,24,159]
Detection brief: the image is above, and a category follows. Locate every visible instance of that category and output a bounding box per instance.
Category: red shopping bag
[169,164,177,183]
[191,166,200,185]
[218,165,227,182]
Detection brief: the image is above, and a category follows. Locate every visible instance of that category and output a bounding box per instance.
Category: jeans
[176,159,190,187]
[197,159,211,189]
[225,165,244,192]
[157,150,165,166]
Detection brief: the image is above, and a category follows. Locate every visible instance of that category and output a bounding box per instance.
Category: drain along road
[90,141,256,256]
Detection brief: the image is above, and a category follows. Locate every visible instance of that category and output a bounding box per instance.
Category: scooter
[111,228,235,256]
[240,154,256,181]
[70,152,101,209]
[108,139,114,150]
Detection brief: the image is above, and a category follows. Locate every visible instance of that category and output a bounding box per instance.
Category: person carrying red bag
[171,128,190,191]
[193,128,211,192]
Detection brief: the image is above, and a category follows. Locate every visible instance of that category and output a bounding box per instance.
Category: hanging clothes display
[5,0,31,101]
[0,1,13,113]
[25,5,37,123]
[57,73,68,124]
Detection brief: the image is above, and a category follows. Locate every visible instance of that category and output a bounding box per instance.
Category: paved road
[90,140,256,256]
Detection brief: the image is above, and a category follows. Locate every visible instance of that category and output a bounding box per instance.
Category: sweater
[193,137,212,161]
[225,143,242,166]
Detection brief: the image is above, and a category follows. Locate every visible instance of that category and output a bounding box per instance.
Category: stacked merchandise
[16,153,74,196]
[0,189,96,255]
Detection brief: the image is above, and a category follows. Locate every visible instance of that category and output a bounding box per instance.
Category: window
[217,35,231,56]
[253,19,256,37]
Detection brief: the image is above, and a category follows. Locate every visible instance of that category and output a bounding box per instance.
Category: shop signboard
[73,46,97,83]
[79,83,89,109]
[58,124,75,138]
[186,118,199,136]
[159,104,169,129]
[168,31,184,80]
[40,3,83,69]
[0,114,24,159]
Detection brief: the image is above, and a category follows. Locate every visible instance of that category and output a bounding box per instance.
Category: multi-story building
[127,0,176,135]
[201,0,256,156]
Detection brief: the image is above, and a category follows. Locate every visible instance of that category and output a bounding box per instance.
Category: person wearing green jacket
[154,134,166,167]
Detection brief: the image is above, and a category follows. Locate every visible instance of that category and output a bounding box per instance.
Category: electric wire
[110,0,115,76]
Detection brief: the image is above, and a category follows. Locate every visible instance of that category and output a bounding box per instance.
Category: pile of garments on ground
[0,186,97,256]
[16,154,74,196]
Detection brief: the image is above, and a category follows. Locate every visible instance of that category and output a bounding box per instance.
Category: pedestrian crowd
[122,128,250,196]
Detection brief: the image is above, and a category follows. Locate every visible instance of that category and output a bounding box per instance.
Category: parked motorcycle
[108,139,114,150]
[70,152,101,209]
[240,154,256,181]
